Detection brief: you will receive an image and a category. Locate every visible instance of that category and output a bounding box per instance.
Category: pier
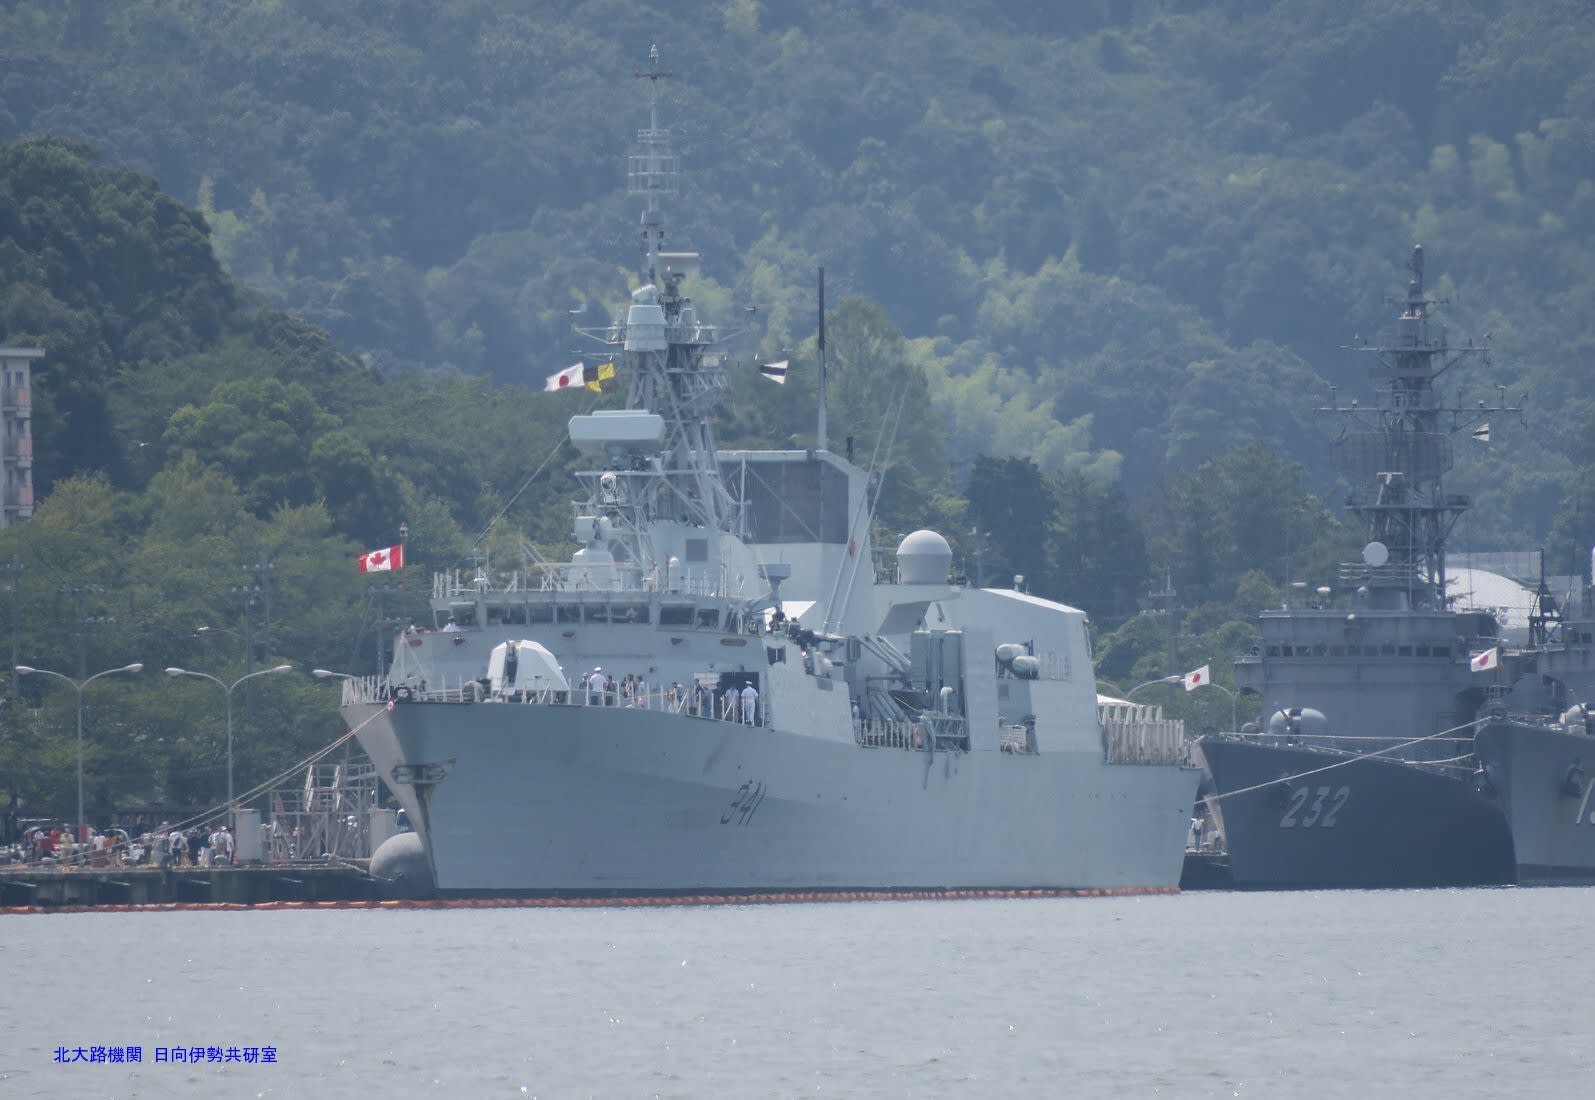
[0,863,376,909]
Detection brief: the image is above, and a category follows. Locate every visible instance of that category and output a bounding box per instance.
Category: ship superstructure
[339,50,1198,897]
[1201,247,1523,888]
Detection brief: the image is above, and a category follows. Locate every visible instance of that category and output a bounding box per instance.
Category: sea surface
[2,888,1589,1099]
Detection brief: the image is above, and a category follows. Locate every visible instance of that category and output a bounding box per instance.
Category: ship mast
[569,46,742,581]
[1323,245,1520,610]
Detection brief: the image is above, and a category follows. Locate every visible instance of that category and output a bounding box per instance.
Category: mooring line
[1206,717,1486,802]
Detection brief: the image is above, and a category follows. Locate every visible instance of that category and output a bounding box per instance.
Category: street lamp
[1198,680,1240,733]
[17,662,144,840]
[1100,675,1183,699]
[164,663,293,817]
[311,669,353,680]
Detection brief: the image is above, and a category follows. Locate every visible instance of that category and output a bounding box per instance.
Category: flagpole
[816,266,827,452]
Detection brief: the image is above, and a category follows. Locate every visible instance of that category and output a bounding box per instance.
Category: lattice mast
[1323,245,1520,609]
[572,46,742,570]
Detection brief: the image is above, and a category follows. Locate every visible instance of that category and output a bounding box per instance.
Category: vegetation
[2,0,1594,814]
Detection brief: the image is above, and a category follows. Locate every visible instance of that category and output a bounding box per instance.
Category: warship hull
[349,700,1198,894]
[1201,737,1514,889]
[1475,721,1595,885]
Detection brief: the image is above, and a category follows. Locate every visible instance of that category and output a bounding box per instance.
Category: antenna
[817,266,828,452]
[629,44,676,287]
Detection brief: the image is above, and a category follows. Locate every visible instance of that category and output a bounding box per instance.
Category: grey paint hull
[1201,736,1515,889]
[1475,721,1595,885]
[348,700,1198,894]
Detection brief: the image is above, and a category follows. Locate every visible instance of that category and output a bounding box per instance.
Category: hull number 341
[1280,785,1351,829]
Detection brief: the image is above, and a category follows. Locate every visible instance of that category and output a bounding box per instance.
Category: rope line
[1206,717,1486,803]
[471,427,577,550]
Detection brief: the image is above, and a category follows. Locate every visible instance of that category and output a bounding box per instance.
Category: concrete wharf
[0,863,376,909]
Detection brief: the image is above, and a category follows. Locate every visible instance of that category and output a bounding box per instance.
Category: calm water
[2,888,1589,1098]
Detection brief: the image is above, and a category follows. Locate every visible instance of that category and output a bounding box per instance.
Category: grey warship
[1470,562,1595,885]
[1200,246,1522,889]
[336,50,1199,898]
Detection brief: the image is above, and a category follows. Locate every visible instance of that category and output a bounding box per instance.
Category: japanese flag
[1182,665,1210,691]
[1470,647,1499,672]
[357,544,404,573]
[544,362,585,392]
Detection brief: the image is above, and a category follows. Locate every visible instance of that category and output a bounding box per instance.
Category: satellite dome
[897,529,952,585]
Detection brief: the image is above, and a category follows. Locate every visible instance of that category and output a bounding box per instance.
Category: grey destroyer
[337,50,1199,898]
[1470,561,1595,885]
[1202,245,1595,888]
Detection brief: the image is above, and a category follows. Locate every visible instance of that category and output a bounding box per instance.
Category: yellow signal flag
[585,361,617,393]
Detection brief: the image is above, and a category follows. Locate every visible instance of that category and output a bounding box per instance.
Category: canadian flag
[1183,665,1210,691]
[357,544,404,573]
[1470,647,1500,672]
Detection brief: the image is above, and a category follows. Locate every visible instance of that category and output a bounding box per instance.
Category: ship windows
[1415,645,1430,657]
[660,606,694,626]
[614,604,650,624]
[1329,645,1345,657]
[1280,646,1294,657]
[529,605,553,624]
[557,605,581,624]
[1267,646,1281,657]
[1398,645,1413,657]
[696,608,719,630]
[1432,645,1449,657]
[1380,644,1396,656]
[685,538,708,563]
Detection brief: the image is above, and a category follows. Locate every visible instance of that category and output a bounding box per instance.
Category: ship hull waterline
[1475,722,1595,886]
[1201,737,1515,890]
[348,700,1199,896]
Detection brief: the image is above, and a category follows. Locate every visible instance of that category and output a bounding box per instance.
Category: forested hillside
[2,1,1595,816]
[5,0,1594,556]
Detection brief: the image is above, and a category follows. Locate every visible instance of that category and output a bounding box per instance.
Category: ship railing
[341,676,771,727]
[853,718,932,751]
[1099,704,1187,765]
[1207,730,1479,776]
[482,682,768,725]
[430,566,728,599]
[1336,561,1426,587]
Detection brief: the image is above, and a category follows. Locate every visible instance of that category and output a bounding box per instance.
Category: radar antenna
[1320,245,1524,609]
[630,44,677,287]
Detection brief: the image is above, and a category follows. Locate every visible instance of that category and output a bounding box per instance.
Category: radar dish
[1363,541,1389,567]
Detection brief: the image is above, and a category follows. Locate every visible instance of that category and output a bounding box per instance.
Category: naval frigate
[1199,246,1523,889]
[337,49,1199,897]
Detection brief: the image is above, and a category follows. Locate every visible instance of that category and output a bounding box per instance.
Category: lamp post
[1097,675,1183,701]
[17,662,144,840]
[1200,681,1239,733]
[164,664,293,816]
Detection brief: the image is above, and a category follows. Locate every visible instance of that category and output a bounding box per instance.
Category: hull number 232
[1280,785,1350,829]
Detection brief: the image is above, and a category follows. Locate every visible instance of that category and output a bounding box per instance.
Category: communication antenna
[817,266,828,452]
[629,44,676,287]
